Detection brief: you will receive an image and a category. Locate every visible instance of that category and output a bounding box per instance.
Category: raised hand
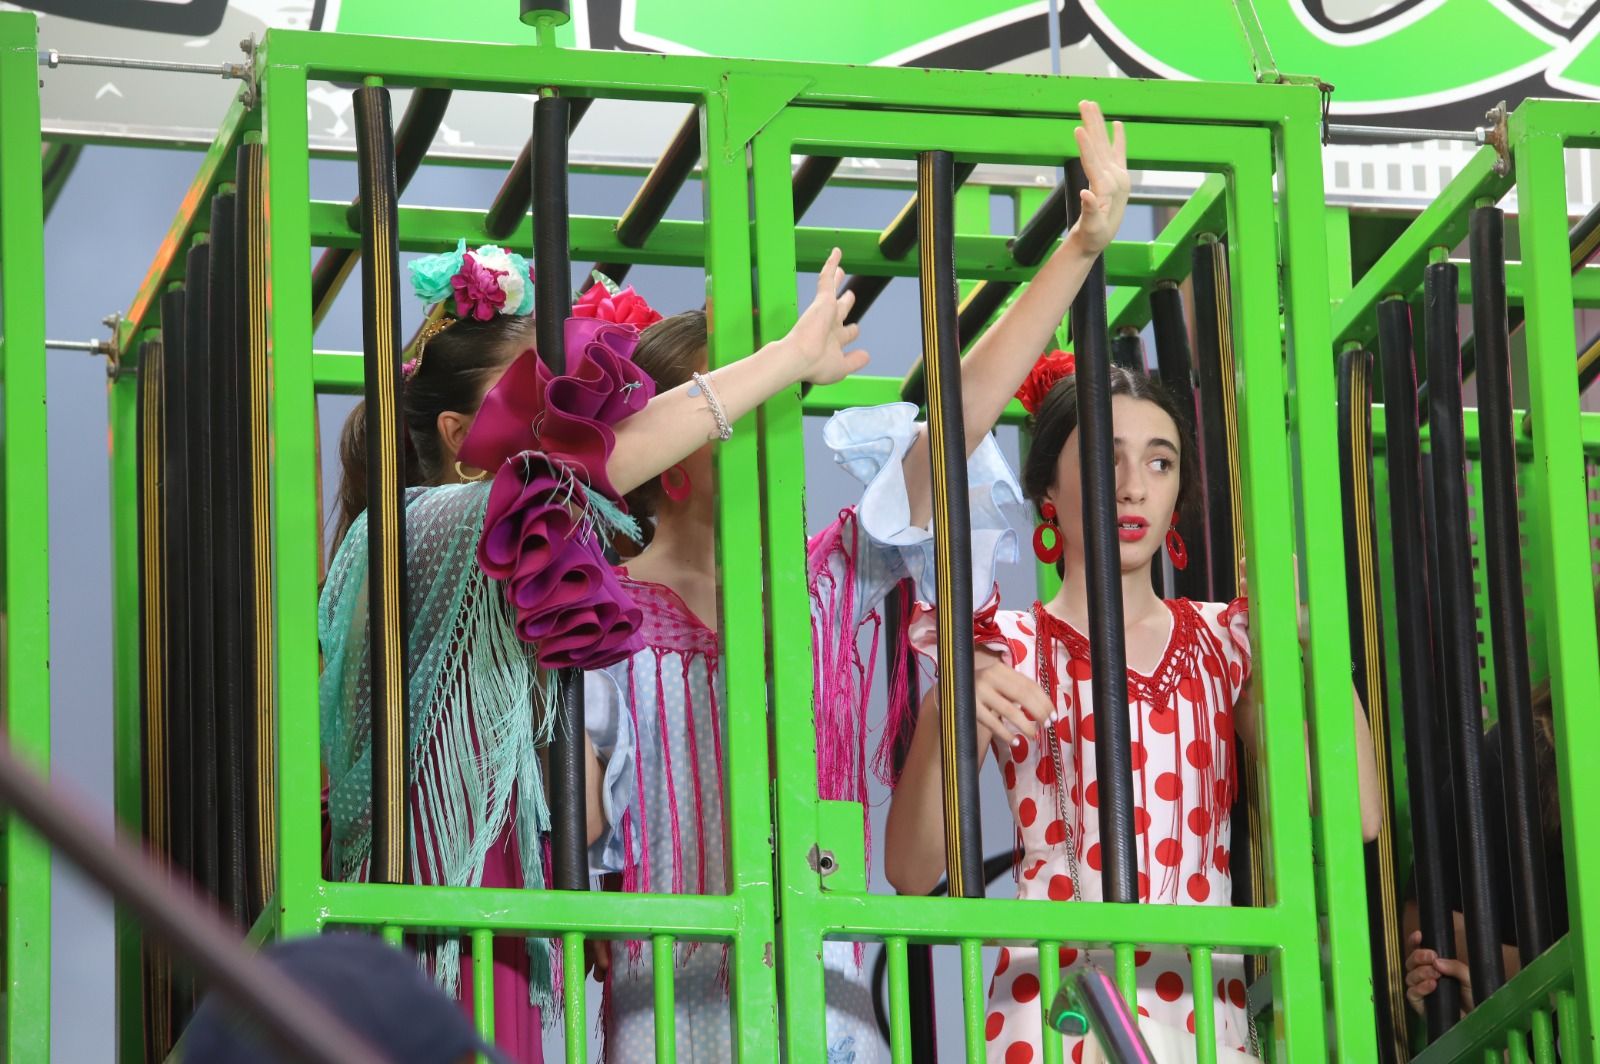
[779,247,871,386]
[1070,101,1130,257]
[1404,931,1475,1015]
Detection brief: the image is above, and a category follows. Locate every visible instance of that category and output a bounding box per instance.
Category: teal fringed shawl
[320,482,557,1004]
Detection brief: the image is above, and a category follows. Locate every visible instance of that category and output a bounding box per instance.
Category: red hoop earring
[1033,501,1062,565]
[661,464,692,503]
[1165,511,1188,571]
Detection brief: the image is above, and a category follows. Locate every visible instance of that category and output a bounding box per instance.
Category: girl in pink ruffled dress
[884,360,1384,1064]
[319,243,868,1062]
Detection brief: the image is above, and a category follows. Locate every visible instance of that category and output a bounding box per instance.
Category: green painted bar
[1530,1009,1556,1064]
[108,368,146,1064]
[1191,947,1217,1064]
[961,939,985,1064]
[0,14,55,1063]
[1275,90,1383,1061]
[258,51,326,941]
[749,115,830,1061]
[1331,147,1511,350]
[307,201,1153,285]
[1038,939,1063,1064]
[381,925,403,947]
[652,936,677,1064]
[703,80,782,1058]
[318,880,739,935]
[561,931,585,1064]
[886,936,912,1064]
[1114,942,1136,1006]
[1412,938,1573,1062]
[471,929,495,1045]
[1514,105,1600,1049]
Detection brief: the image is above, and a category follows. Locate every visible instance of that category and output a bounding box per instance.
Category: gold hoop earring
[455,461,488,483]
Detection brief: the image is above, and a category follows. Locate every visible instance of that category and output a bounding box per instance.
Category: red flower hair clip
[1015,349,1075,415]
[573,274,664,329]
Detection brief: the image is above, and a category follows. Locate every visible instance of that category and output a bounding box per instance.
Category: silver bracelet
[688,371,732,442]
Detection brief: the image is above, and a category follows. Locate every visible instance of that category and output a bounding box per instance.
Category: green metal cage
[3,10,1600,1062]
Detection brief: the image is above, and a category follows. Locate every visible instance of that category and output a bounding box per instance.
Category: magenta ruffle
[460,317,657,671]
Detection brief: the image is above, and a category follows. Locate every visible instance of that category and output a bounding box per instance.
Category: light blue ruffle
[583,668,635,875]
[822,401,1026,606]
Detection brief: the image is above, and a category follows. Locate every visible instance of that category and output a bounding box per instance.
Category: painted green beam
[0,12,55,1064]
[120,91,255,346]
[1108,173,1229,330]
[1330,146,1512,350]
[305,201,1153,284]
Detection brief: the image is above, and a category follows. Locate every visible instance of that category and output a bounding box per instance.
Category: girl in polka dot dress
[884,361,1384,1064]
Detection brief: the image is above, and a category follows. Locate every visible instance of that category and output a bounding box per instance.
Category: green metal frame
[0,12,54,1064]
[7,8,1593,1061]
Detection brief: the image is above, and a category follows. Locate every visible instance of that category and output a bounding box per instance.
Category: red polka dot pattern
[1067,657,1093,681]
[1019,798,1038,827]
[1228,979,1247,1009]
[1154,773,1181,800]
[986,1012,1005,1041]
[994,948,1011,977]
[1185,740,1212,769]
[1006,1041,1034,1064]
[1012,973,1040,1003]
[1187,874,1211,902]
[1080,712,1096,742]
[1053,719,1072,745]
[1036,758,1056,786]
[1048,874,1073,901]
[1086,844,1102,871]
[1188,808,1212,836]
[1044,819,1067,845]
[1058,947,1079,968]
[1156,971,1184,1002]
[1156,838,1183,867]
[1149,707,1177,734]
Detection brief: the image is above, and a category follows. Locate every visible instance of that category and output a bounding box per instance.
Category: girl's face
[1045,394,1183,574]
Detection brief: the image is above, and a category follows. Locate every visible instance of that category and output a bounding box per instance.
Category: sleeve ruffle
[822,402,1026,604]
[907,587,1014,669]
[1218,596,1253,694]
[583,666,637,876]
[461,317,659,672]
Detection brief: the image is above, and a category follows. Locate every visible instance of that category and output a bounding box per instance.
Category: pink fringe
[871,579,921,788]
[653,654,686,896]
[625,661,653,898]
[681,658,708,900]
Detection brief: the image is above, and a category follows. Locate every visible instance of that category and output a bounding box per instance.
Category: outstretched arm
[607,248,869,496]
[903,102,1130,529]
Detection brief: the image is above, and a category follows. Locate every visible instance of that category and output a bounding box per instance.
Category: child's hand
[1069,101,1130,257]
[1404,931,1475,1015]
[780,247,871,386]
[973,647,1055,751]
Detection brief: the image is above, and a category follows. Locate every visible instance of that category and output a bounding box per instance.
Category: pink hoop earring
[661,464,692,503]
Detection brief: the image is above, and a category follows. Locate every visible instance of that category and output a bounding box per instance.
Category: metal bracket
[806,844,838,881]
[1484,100,1510,177]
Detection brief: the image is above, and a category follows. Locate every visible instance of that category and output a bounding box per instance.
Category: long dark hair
[621,310,708,520]
[330,313,537,552]
[1020,364,1201,525]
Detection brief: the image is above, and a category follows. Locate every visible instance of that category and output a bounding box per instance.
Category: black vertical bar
[883,583,938,1058]
[158,285,194,1024]
[1336,348,1409,1062]
[1376,298,1460,1037]
[792,155,842,222]
[184,240,222,905]
[1424,260,1507,1001]
[484,98,594,241]
[1111,327,1144,374]
[1067,160,1137,905]
[1469,206,1553,962]
[1150,283,1208,602]
[534,92,589,892]
[137,335,174,1061]
[311,88,454,325]
[236,142,277,921]
[208,191,248,926]
[917,149,984,898]
[1191,239,1238,603]
[354,85,412,886]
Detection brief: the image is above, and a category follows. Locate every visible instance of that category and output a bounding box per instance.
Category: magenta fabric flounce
[457,317,654,500]
[479,451,644,670]
[463,317,657,671]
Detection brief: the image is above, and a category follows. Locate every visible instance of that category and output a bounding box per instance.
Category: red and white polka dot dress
[914,597,1255,1064]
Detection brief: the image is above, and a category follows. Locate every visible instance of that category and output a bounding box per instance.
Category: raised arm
[607,247,868,496]
[902,102,1129,529]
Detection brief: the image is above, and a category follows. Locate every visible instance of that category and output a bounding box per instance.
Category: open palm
[784,247,871,386]
[1071,101,1130,256]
